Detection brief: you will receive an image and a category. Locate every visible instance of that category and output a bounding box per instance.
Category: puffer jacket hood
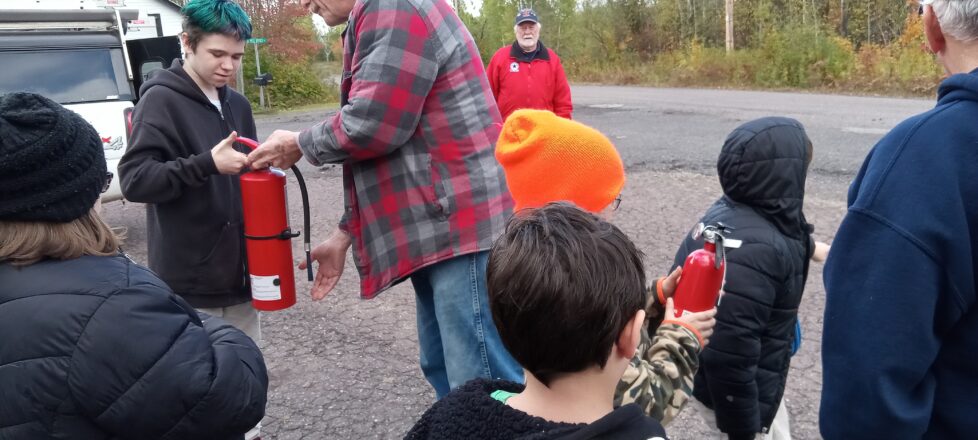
[718,117,812,239]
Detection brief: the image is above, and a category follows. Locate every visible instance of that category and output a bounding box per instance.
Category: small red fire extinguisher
[236,137,313,311]
[671,222,741,318]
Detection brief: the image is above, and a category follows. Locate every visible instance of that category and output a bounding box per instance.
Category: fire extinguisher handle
[716,236,725,270]
[236,137,260,150]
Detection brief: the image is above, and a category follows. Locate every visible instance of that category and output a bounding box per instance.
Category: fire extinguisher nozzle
[305,250,314,281]
[303,243,313,281]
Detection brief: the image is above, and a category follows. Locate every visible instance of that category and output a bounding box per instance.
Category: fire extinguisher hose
[290,165,314,282]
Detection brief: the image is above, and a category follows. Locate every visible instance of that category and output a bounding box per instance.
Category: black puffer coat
[0,253,267,439]
[672,117,813,439]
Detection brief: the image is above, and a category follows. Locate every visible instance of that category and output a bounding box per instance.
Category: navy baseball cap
[515,8,539,25]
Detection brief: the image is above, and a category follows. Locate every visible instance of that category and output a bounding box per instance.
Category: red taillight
[123,107,134,138]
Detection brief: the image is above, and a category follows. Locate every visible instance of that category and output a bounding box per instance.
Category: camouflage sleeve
[614,322,701,425]
[645,279,667,330]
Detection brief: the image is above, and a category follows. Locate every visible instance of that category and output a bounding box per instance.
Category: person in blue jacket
[820,1,978,438]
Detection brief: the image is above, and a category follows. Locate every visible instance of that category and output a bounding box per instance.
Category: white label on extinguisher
[251,275,282,301]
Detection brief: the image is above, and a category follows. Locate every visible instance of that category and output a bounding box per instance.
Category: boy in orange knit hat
[495,109,624,213]
[494,109,716,423]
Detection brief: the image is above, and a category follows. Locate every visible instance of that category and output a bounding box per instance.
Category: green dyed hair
[181,0,252,49]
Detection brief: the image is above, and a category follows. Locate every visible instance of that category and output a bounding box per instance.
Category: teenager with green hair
[118,2,263,437]
[179,0,252,45]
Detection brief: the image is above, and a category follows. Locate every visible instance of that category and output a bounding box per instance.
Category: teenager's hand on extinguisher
[298,229,353,300]
[662,297,717,348]
[247,130,304,170]
[212,131,248,174]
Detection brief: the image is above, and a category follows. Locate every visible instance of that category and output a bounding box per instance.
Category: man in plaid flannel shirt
[247,0,523,398]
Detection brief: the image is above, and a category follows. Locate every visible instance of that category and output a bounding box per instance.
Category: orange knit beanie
[496,109,625,213]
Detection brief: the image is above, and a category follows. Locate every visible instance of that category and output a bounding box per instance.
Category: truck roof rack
[0,9,138,32]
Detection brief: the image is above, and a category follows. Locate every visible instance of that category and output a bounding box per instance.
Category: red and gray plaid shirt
[298,0,512,298]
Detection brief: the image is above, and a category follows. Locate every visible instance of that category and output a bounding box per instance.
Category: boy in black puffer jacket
[674,117,824,440]
[406,202,668,440]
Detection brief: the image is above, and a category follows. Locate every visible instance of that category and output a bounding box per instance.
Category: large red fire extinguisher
[236,137,313,311]
[671,222,741,318]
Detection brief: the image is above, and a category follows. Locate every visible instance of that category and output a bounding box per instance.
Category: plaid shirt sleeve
[298,0,438,165]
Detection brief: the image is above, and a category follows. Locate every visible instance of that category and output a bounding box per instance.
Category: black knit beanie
[0,92,107,223]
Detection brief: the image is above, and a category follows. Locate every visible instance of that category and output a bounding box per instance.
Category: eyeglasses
[102,172,113,194]
[611,194,622,211]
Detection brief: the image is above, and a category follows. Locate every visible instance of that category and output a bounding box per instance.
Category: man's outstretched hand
[298,228,353,300]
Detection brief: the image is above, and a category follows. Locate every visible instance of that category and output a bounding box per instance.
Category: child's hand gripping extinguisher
[236,137,313,311]
[671,222,742,318]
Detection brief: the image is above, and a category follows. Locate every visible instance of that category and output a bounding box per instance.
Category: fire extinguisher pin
[694,223,742,269]
[694,223,743,248]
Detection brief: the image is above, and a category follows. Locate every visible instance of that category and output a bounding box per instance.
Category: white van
[0,7,180,202]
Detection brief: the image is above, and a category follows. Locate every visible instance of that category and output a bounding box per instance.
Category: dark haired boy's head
[181,0,252,50]
[487,202,647,386]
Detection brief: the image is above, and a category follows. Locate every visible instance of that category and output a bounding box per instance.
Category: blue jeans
[411,251,524,398]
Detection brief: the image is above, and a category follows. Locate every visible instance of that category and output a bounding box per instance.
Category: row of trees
[459,0,942,94]
[168,0,940,107]
[464,0,914,61]
[234,0,335,108]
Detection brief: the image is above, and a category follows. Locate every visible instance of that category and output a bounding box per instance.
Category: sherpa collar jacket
[406,378,668,439]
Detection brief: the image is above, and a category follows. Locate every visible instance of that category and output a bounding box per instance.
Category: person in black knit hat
[0,92,268,440]
[0,91,107,222]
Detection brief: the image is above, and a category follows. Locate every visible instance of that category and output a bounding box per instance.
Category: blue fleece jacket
[820,68,978,439]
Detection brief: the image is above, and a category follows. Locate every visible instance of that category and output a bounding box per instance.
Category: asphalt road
[102,85,935,439]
